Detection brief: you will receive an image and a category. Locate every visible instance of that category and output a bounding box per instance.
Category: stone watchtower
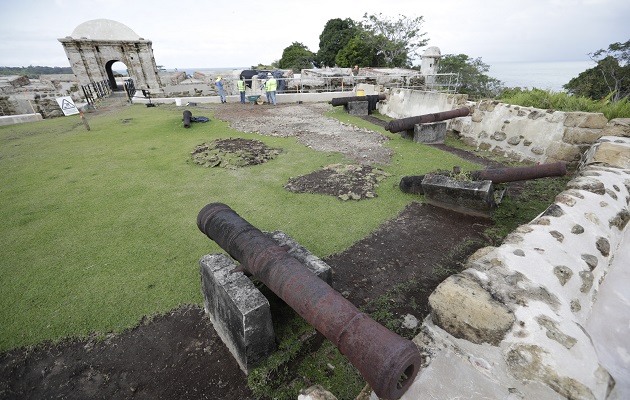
[420,46,441,88]
[58,19,162,93]
[421,46,441,76]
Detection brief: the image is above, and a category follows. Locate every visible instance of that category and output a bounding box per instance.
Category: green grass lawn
[0,104,482,352]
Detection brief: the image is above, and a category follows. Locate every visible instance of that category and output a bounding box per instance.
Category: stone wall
[0,96,16,116]
[379,88,468,119]
[379,89,613,167]
[400,132,630,400]
[0,74,83,118]
[375,87,630,399]
[452,100,609,166]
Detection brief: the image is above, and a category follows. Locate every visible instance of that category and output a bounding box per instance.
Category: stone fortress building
[2,19,442,120]
[1,18,629,400]
[58,19,162,93]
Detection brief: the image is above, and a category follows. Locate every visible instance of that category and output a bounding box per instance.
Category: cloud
[1,0,628,67]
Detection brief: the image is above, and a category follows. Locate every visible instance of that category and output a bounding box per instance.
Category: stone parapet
[0,113,43,126]
[402,136,630,400]
[380,90,628,167]
[453,102,609,166]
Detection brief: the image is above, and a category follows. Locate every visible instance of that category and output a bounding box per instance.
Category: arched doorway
[105,60,129,91]
[58,19,162,93]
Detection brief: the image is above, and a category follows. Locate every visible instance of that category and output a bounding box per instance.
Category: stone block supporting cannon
[384,107,471,134]
[400,162,568,195]
[197,203,421,400]
[330,94,386,116]
[199,230,332,373]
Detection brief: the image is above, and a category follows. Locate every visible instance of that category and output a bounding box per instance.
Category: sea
[486,60,595,92]
[160,60,595,93]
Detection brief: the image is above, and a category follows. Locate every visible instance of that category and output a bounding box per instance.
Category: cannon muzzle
[197,203,421,399]
[183,110,192,128]
[385,107,470,133]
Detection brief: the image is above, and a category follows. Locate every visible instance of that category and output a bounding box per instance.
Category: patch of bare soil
[0,101,508,400]
[212,103,393,165]
[285,164,390,200]
[190,138,281,169]
[0,306,253,400]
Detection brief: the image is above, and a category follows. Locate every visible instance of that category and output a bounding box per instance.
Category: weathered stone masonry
[380,89,622,168]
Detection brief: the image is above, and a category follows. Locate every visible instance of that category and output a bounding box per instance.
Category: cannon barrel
[197,203,420,399]
[385,107,470,133]
[469,161,567,183]
[400,162,568,194]
[183,110,192,128]
[330,94,386,107]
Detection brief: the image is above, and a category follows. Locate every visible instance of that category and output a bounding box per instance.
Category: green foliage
[317,18,359,67]
[250,63,275,70]
[318,13,428,68]
[361,279,423,335]
[335,32,384,68]
[361,13,428,67]
[498,88,630,119]
[0,65,73,77]
[485,177,572,245]
[564,40,630,101]
[278,42,316,71]
[438,54,504,99]
[248,307,364,400]
[563,63,612,100]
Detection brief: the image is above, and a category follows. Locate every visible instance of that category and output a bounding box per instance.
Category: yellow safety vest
[237,80,245,92]
[266,78,277,92]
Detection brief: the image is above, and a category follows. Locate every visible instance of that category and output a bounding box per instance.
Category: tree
[317,18,359,67]
[361,13,428,67]
[564,40,630,101]
[334,32,384,68]
[278,42,316,72]
[439,54,504,99]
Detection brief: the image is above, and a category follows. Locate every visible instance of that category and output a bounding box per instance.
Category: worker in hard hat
[264,72,277,106]
[215,76,226,103]
[237,76,246,104]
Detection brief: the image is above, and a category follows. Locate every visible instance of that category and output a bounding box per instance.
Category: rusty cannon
[183,110,192,128]
[329,93,386,107]
[197,203,421,399]
[400,162,568,195]
[385,107,471,133]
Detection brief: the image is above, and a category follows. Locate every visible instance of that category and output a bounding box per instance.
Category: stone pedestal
[421,174,495,218]
[346,101,368,116]
[199,230,332,374]
[200,253,274,374]
[413,122,447,144]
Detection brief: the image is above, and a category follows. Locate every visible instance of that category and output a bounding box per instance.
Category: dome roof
[70,19,141,40]
[423,46,441,57]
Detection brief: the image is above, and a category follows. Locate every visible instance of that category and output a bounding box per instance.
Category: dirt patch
[213,103,393,165]
[0,101,518,400]
[0,305,254,400]
[284,164,390,200]
[191,138,281,169]
[327,201,491,308]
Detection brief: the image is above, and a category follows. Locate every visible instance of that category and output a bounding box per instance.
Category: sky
[1,0,628,70]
